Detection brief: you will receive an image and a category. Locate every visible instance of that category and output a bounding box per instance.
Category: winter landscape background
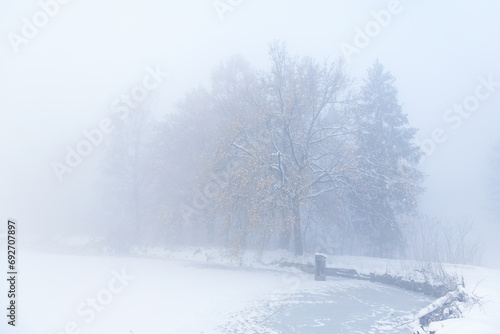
[1,1,500,333]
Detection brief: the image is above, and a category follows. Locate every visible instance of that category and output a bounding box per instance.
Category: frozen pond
[217,276,433,333]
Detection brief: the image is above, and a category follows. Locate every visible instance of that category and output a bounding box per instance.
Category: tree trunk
[279,209,290,250]
[279,231,290,250]
[292,200,303,256]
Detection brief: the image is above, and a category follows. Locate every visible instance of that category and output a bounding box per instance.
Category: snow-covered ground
[2,246,500,333]
[427,264,500,333]
[7,251,287,333]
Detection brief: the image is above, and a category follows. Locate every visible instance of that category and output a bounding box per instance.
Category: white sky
[1,0,499,264]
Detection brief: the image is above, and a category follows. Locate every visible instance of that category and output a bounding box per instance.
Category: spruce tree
[353,60,424,257]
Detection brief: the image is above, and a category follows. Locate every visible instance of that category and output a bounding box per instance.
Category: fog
[1,0,500,266]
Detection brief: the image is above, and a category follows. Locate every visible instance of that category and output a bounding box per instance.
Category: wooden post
[314,253,326,281]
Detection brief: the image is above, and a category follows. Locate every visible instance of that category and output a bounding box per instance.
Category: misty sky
[1,1,499,264]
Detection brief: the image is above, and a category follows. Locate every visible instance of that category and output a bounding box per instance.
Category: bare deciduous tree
[213,42,357,255]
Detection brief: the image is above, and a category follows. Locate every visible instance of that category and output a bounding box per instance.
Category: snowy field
[2,248,500,333]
